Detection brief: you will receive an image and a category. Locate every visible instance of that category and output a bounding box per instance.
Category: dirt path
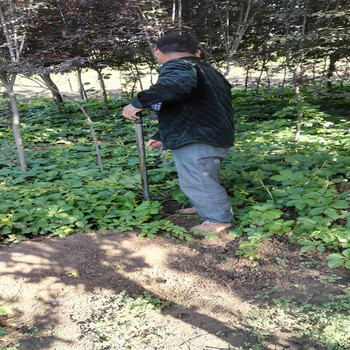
[0,226,349,350]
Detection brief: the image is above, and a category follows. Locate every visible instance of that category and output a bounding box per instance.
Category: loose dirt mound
[0,223,349,350]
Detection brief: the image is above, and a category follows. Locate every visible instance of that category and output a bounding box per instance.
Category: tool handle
[134,112,142,124]
[133,111,149,200]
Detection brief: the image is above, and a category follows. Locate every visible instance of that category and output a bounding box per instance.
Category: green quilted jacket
[131,56,235,150]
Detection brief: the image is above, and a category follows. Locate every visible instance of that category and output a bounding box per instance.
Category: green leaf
[326,253,344,260]
[262,210,283,221]
[309,207,325,216]
[271,189,288,197]
[264,222,283,232]
[300,244,315,253]
[228,227,243,237]
[94,205,107,210]
[343,248,350,259]
[304,199,318,207]
[326,253,345,269]
[270,175,287,182]
[295,201,306,210]
[320,197,333,206]
[0,306,12,315]
[317,245,326,253]
[299,239,315,248]
[324,208,339,221]
[0,203,14,211]
[279,170,294,179]
[0,326,8,336]
[330,200,349,209]
[328,259,344,269]
[302,191,322,199]
[55,212,69,218]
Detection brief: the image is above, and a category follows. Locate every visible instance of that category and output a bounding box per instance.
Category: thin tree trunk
[130,68,137,97]
[128,64,141,96]
[294,72,303,142]
[40,73,64,105]
[295,126,301,141]
[212,0,260,74]
[312,62,316,84]
[178,0,182,32]
[294,0,308,142]
[282,0,307,142]
[225,2,230,74]
[228,0,260,59]
[67,73,73,92]
[134,64,144,91]
[21,75,104,172]
[265,66,271,86]
[256,59,267,94]
[63,95,104,172]
[0,74,27,171]
[172,0,176,23]
[327,55,337,90]
[77,67,87,100]
[96,68,109,115]
[150,67,154,84]
[244,66,250,91]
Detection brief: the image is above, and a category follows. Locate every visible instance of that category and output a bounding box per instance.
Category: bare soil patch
[0,210,349,350]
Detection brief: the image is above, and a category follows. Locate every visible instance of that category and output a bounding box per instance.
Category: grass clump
[247,289,350,349]
[83,291,171,350]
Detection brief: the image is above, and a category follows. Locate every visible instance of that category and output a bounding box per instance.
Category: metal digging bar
[134,112,149,200]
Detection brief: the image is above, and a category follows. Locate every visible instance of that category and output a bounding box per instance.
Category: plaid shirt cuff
[151,102,162,111]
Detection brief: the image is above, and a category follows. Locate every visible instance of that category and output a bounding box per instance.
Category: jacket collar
[157,56,200,71]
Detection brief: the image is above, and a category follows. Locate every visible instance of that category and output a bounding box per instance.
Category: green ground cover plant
[0,97,191,242]
[0,307,12,336]
[0,86,349,268]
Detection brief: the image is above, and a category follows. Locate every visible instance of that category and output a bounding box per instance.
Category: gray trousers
[172,143,233,223]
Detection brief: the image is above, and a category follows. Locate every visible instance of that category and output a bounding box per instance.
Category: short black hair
[156,33,199,54]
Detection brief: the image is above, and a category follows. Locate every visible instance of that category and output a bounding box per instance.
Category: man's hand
[122,104,143,121]
[146,139,163,150]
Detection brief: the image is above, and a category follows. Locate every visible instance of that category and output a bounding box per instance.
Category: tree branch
[0,3,16,62]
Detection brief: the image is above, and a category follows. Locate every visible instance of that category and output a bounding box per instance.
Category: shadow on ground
[1,227,348,349]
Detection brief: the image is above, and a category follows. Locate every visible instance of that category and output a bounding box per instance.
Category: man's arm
[122,61,197,120]
[131,61,197,109]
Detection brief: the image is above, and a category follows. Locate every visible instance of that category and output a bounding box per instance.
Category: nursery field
[0,86,350,349]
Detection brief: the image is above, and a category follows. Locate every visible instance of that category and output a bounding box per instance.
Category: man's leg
[172,143,233,223]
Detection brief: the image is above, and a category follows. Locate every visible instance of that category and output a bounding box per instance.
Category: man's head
[156,33,199,54]
[154,33,200,64]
